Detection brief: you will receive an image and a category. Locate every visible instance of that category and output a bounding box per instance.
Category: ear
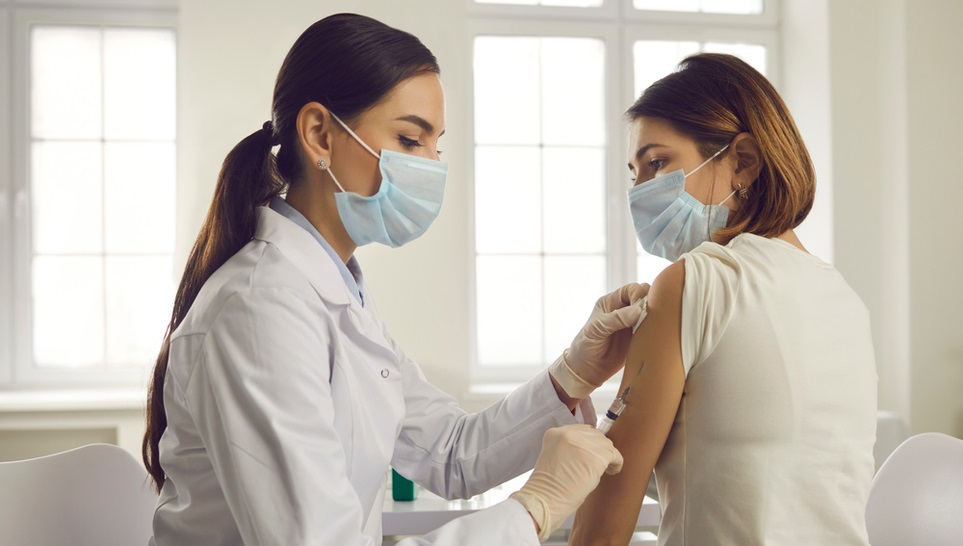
[730,132,762,193]
[296,101,335,170]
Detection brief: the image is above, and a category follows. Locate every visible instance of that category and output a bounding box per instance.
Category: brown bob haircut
[626,53,815,244]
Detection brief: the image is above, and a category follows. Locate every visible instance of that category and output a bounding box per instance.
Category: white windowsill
[0,388,146,412]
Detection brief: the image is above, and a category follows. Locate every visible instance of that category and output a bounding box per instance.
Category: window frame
[467,18,627,384]
[467,0,780,386]
[468,0,619,22]
[6,6,176,388]
[622,0,779,27]
[1,6,13,385]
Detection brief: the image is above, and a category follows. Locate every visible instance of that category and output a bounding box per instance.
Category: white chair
[0,443,158,546]
[865,432,963,546]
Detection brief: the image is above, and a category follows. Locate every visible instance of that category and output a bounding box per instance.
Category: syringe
[597,387,629,436]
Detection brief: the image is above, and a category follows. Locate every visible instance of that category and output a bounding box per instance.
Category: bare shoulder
[645,259,685,315]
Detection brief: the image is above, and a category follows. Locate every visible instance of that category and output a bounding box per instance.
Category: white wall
[904,0,963,436]
[177,0,963,433]
[820,0,963,436]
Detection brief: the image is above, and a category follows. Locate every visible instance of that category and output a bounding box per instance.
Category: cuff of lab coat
[575,396,597,427]
[539,370,597,427]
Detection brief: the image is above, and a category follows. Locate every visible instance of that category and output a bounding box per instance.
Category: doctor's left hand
[550,283,650,399]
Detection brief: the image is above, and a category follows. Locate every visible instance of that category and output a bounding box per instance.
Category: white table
[382,473,661,537]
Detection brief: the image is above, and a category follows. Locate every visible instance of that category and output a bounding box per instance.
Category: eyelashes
[398,135,421,149]
[398,135,443,156]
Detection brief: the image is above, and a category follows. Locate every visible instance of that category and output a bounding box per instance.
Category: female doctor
[142,13,647,546]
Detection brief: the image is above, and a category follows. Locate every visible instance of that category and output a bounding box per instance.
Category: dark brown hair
[143,13,439,491]
[626,53,815,243]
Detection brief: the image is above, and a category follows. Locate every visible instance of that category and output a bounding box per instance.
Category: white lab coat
[151,206,594,546]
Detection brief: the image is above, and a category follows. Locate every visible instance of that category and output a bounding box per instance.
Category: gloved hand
[550,283,650,399]
[509,425,623,541]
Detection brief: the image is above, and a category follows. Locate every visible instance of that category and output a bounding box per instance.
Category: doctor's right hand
[509,425,623,541]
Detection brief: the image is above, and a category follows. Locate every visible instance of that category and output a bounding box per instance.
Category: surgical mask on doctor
[324,112,448,248]
[628,143,736,262]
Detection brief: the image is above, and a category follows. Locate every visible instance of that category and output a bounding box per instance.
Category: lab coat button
[381,368,389,378]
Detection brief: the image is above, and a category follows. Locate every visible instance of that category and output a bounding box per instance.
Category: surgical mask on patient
[327,112,448,248]
[628,143,735,262]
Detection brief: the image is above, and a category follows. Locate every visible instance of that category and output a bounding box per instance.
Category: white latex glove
[550,283,650,398]
[509,425,623,541]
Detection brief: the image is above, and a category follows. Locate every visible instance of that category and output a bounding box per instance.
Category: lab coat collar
[253,205,353,306]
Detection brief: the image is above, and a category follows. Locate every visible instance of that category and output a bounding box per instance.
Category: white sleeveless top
[655,233,877,546]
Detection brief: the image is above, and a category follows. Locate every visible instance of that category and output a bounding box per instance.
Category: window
[470,0,779,382]
[2,3,177,387]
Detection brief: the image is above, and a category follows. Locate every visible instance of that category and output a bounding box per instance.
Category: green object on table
[391,468,418,501]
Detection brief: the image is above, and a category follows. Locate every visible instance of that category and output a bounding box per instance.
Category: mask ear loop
[329,112,381,160]
[687,142,733,245]
[324,111,382,195]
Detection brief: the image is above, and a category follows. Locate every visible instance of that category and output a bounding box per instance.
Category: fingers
[605,447,624,475]
[586,304,644,339]
[598,283,651,312]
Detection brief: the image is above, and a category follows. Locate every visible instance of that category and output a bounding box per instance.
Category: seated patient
[569,53,877,546]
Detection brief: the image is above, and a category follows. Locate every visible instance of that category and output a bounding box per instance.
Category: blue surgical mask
[628,144,735,262]
[327,112,447,248]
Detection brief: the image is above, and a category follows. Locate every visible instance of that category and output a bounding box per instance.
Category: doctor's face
[627,116,735,208]
[328,73,446,197]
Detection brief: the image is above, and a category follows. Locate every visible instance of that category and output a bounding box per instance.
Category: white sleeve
[680,244,742,375]
[184,287,375,546]
[391,356,593,500]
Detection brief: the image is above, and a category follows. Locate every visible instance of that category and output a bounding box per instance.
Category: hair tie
[262,120,280,146]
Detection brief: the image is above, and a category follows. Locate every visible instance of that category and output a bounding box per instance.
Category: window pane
[541,37,605,146]
[634,0,762,14]
[633,40,700,98]
[635,0,698,11]
[475,0,603,5]
[476,256,542,365]
[543,255,605,358]
[104,142,175,254]
[31,141,103,255]
[542,146,605,253]
[637,252,670,284]
[700,0,763,14]
[704,42,767,75]
[475,146,541,253]
[31,26,102,140]
[474,37,540,145]
[106,256,174,367]
[33,256,104,368]
[104,28,176,140]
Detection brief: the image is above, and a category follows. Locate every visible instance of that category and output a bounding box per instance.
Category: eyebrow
[395,115,445,137]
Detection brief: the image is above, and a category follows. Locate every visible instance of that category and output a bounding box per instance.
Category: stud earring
[317,158,329,171]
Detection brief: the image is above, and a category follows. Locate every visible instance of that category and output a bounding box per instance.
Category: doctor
[143,13,647,546]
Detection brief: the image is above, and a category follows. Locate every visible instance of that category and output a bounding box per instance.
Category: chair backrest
[866,432,963,546]
[0,443,158,546]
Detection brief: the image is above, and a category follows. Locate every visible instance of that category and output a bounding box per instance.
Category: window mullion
[0,7,13,384]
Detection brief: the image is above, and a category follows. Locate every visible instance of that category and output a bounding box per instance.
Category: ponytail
[143,125,283,491]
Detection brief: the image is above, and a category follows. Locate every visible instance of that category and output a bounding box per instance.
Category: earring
[738,184,749,199]
[317,158,329,171]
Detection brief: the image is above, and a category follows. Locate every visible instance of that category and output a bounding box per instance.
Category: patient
[569,53,877,546]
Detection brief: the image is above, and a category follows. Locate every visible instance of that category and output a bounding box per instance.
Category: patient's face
[626,116,735,207]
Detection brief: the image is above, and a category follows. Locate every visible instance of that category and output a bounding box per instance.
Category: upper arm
[569,260,688,546]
